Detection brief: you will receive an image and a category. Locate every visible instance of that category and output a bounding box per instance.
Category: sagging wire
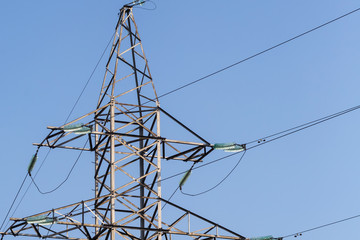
[30,139,88,195]
[180,150,247,196]
[160,151,246,204]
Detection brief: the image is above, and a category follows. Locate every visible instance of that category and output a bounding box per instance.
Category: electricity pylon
[1,3,246,240]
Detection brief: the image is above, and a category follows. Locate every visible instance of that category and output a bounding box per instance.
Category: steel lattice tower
[1,4,246,240]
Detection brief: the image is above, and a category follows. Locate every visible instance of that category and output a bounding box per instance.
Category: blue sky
[1,1,360,239]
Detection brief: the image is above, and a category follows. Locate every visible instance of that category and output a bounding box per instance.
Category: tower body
[93,5,162,239]
[1,5,245,240]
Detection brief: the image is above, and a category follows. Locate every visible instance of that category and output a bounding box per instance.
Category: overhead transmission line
[2,5,360,233]
[245,103,360,150]
[0,175,28,232]
[29,5,360,197]
[151,7,360,102]
[279,213,360,238]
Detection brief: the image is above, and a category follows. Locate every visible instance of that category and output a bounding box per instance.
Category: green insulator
[73,126,91,135]
[27,154,38,175]
[213,143,237,150]
[133,0,145,5]
[62,123,84,132]
[250,235,274,240]
[38,218,58,226]
[26,215,57,225]
[179,170,192,190]
[224,144,246,152]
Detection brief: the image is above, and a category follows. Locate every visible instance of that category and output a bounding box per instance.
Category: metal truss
[4,195,245,240]
[1,3,246,240]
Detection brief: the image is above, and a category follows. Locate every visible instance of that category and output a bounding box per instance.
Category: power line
[245,105,360,145]
[0,174,28,232]
[246,104,360,151]
[160,186,180,211]
[280,213,360,238]
[150,7,360,102]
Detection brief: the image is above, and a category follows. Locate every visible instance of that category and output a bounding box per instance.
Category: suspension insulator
[27,154,38,175]
[179,170,192,190]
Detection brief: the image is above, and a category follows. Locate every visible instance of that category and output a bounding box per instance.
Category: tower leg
[110,98,116,240]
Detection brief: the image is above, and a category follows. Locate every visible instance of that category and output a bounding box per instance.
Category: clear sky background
[1,0,360,239]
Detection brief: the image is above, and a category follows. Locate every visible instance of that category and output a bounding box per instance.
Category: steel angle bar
[116,56,151,80]
[159,107,210,144]
[114,72,134,85]
[160,198,245,239]
[119,41,141,56]
[119,22,141,42]
[114,81,152,99]
[165,146,203,160]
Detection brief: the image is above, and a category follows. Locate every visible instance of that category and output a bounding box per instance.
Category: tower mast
[93,5,162,239]
[1,4,246,240]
